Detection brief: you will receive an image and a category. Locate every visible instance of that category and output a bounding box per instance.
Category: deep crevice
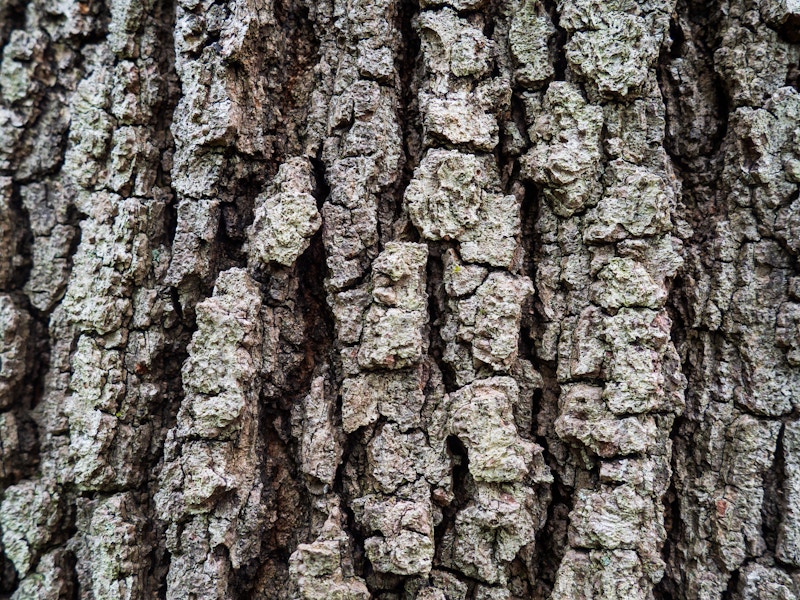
[654,415,687,600]
[764,423,787,556]
[721,568,740,600]
[243,165,340,593]
[656,1,740,596]
[425,245,458,391]
[541,0,567,82]
[518,171,569,594]
[657,0,730,168]
[0,0,25,48]
[433,435,473,557]
[333,427,370,583]
[528,470,570,598]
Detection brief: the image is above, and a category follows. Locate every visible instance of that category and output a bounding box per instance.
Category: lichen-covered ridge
[0,0,798,598]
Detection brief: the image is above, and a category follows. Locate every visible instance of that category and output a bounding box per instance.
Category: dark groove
[654,415,687,600]
[393,0,423,226]
[425,245,459,392]
[541,0,567,82]
[433,435,473,557]
[656,0,738,596]
[142,0,187,597]
[529,470,571,598]
[765,423,786,555]
[721,567,740,599]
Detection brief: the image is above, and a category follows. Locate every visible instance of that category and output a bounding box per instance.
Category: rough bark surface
[0,0,798,598]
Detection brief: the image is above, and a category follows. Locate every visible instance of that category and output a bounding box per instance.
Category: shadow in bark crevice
[385,0,423,248]
[433,434,474,559]
[655,0,736,596]
[541,0,568,82]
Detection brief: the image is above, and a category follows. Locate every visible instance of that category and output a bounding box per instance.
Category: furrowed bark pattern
[2,1,178,597]
[517,1,688,597]
[660,1,800,598]
[402,4,552,598]
[0,0,798,599]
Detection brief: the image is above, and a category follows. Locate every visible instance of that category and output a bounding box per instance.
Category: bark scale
[0,0,798,598]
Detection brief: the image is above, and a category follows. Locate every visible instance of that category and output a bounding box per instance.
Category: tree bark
[0,0,799,598]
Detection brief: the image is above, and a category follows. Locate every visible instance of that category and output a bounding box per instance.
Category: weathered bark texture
[0,0,799,598]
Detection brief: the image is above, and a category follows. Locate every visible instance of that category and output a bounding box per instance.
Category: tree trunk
[0,0,799,598]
